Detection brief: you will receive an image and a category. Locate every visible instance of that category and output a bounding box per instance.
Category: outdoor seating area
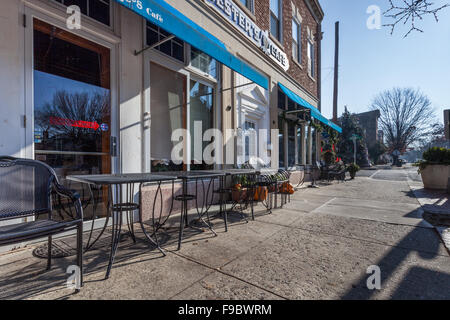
[0,157,296,291]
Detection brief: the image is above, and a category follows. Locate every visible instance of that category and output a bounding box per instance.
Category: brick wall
[254,0,320,99]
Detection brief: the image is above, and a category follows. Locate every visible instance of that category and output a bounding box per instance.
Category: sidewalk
[0,172,449,300]
[408,182,450,253]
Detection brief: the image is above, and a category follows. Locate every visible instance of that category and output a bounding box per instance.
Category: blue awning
[114,0,268,90]
[278,83,342,133]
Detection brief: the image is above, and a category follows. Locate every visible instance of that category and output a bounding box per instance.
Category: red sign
[50,117,100,130]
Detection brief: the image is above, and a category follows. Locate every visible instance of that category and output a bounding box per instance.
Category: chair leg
[77,221,84,289]
[47,235,52,270]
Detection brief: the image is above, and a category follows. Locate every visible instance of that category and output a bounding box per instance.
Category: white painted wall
[118,6,144,173]
[0,0,26,158]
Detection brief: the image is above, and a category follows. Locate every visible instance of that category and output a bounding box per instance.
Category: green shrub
[414,147,450,173]
[346,163,360,173]
[422,147,450,164]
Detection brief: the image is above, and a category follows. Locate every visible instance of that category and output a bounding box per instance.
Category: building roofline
[305,0,325,22]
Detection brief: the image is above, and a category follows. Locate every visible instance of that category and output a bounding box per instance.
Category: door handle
[110,136,117,157]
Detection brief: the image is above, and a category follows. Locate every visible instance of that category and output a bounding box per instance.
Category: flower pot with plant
[347,163,360,179]
[414,147,450,190]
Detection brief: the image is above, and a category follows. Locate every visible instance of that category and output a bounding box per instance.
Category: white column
[307,125,312,165]
[301,124,306,165]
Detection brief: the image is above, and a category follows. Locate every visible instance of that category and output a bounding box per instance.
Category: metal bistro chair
[0,157,84,289]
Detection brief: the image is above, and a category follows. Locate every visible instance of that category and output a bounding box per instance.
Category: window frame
[307,40,315,78]
[239,0,254,13]
[146,21,186,64]
[292,19,302,65]
[52,0,112,27]
[270,0,283,43]
[143,41,221,172]
[187,45,219,82]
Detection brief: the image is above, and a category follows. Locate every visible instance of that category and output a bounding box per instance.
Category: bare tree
[370,88,435,152]
[384,0,449,37]
[35,90,110,152]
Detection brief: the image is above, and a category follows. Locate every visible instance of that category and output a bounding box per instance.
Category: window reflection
[190,80,214,170]
[33,19,111,219]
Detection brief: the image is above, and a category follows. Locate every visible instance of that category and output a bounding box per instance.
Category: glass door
[33,19,112,219]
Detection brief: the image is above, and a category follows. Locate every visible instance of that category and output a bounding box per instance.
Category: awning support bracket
[134,35,176,56]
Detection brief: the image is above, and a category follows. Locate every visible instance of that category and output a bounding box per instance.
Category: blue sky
[320,0,450,123]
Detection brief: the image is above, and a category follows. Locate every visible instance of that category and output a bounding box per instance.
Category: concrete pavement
[0,167,449,300]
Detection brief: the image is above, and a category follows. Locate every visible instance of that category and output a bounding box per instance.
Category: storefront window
[297,126,303,164]
[33,19,111,219]
[150,62,185,172]
[190,47,217,79]
[288,123,296,167]
[287,98,296,111]
[278,89,286,109]
[312,126,317,163]
[305,124,310,164]
[190,80,215,170]
[146,21,185,62]
[54,0,111,26]
[278,116,284,168]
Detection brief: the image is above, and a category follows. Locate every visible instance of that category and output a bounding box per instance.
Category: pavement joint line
[167,268,217,300]
[369,170,380,179]
[358,176,409,184]
[252,211,450,259]
[165,220,293,300]
[282,206,431,230]
[169,248,289,300]
[290,193,420,206]
[309,197,337,214]
[312,201,419,215]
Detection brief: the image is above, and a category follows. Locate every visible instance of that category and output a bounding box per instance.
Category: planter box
[420,164,450,190]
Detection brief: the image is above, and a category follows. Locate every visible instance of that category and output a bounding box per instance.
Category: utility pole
[332,21,339,124]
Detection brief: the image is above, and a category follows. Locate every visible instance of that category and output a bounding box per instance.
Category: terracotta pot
[232,188,247,202]
[420,165,450,190]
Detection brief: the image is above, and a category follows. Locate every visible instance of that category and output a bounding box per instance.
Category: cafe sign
[205,0,290,72]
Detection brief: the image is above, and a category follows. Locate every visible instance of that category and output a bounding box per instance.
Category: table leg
[85,186,111,252]
[138,182,166,256]
[221,176,228,232]
[106,184,123,279]
[125,183,136,243]
[177,179,187,251]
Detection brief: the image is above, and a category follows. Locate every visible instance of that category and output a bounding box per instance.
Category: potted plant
[231,183,247,202]
[346,163,360,179]
[414,147,450,190]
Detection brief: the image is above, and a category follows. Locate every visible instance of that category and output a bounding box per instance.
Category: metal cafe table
[202,169,258,231]
[157,171,227,250]
[66,173,177,279]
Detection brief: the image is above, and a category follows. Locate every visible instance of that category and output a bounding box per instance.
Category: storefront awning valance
[114,0,269,90]
[278,83,342,133]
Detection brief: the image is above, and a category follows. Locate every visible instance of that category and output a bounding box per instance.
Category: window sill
[235,1,256,22]
[185,65,218,83]
[308,74,316,82]
[292,59,303,69]
[269,33,285,51]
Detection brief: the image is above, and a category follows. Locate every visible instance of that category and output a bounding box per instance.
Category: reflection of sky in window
[270,0,279,16]
[34,70,109,112]
[190,81,213,111]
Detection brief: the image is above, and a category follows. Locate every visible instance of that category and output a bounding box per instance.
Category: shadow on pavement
[341,211,450,299]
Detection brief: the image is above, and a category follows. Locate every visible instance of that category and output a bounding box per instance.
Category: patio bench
[0,157,84,290]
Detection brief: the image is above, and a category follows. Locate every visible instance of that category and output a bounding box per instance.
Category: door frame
[24,5,119,175]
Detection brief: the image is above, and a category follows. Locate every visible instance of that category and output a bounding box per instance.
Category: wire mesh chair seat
[0,157,84,290]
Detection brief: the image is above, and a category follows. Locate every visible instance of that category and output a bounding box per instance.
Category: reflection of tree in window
[35,89,110,153]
